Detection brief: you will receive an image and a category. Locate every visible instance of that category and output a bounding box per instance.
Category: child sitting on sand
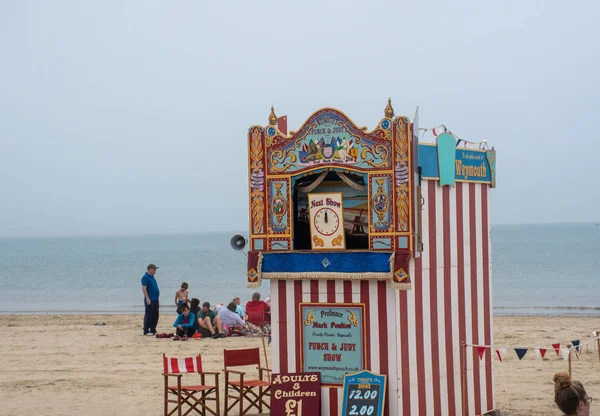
[174,282,189,307]
[172,304,195,340]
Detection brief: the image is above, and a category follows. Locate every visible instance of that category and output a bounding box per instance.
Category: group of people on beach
[141,264,271,341]
[142,264,594,413]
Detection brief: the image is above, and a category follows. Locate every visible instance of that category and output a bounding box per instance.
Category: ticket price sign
[270,372,321,416]
[341,370,386,416]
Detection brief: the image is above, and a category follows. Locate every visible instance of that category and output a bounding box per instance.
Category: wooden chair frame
[223,348,271,416]
[163,354,220,416]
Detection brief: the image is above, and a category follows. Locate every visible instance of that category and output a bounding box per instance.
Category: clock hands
[324,210,328,223]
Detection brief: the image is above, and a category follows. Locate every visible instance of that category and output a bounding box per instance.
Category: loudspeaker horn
[230,234,248,252]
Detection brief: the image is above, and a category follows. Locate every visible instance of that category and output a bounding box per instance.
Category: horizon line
[0,221,598,240]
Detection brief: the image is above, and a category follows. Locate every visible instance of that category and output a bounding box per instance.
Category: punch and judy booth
[246,100,497,415]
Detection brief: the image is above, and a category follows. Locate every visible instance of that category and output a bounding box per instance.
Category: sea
[0,223,598,316]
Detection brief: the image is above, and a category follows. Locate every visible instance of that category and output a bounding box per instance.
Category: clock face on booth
[314,207,340,236]
[307,192,346,250]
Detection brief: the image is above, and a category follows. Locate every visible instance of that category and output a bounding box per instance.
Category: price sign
[271,372,321,416]
[341,370,386,416]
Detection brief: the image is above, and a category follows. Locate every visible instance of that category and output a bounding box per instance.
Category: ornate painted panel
[267,178,291,235]
[266,109,392,175]
[249,104,415,256]
[370,235,394,250]
[268,237,290,251]
[392,118,411,234]
[248,127,266,237]
[369,174,393,233]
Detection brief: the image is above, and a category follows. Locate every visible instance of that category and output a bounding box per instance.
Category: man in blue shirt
[141,263,160,335]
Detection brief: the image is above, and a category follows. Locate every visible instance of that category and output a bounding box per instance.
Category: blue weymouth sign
[419,143,496,186]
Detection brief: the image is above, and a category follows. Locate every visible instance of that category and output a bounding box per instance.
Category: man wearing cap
[141,264,160,335]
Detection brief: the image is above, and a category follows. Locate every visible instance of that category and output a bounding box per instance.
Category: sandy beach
[0,314,598,416]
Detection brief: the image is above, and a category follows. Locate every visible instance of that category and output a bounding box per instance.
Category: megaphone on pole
[230,234,248,256]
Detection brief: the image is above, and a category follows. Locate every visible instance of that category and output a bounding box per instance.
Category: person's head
[190,298,200,311]
[227,302,237,312]
[233,297,240,305]
[180,304,190,318]
[202,301,211,312]
[146,264,159,276]
[181,282,188,290]
[252,292,261,301]
[554,372,591,415]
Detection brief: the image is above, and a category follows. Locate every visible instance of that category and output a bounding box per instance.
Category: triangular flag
[552,343,560,355]
[561,348,570,361]
[571,340,580,353]
[268,335,272,345]
[477,346,486,360]
[534,348,547,359]
[515,348,528,360]
[592,331,597,338]
[496,348,507,362]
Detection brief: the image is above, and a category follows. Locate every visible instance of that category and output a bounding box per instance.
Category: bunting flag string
[534,348,547,359]
[515,348,528,360]
[418,124,490,150]
[464,332,600,362]
[477,346,486,360]
[552,343,561,356]
[496,348,507,362]
[571,340,581,354]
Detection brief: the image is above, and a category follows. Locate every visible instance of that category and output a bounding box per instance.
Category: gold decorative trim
[250,128,265,235]
[269,147,297,173]
[270,107,398,143]
[347,310,359,327]
[360,144,390,168]
[394,119,410,232]
[268,105,277,126]
[384,97,395,118]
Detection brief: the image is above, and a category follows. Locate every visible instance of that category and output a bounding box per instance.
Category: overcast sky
[1,1,598,238]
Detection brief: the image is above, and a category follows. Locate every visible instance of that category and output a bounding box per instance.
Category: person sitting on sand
[233,297,245,318]
[246,292,271,322]
[218,302,247,336]
[553,371,592,415]
[189,298,201,317]
[197,301,224,339]
[174,282,189,308]
[172,304,195,340]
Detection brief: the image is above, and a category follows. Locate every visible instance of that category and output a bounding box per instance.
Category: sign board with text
[298,303,367,386]
[270,372,321,416]
[341,370,386,416]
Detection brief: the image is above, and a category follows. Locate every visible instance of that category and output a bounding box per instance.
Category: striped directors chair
[223,347,271,416]
[163,354,220,416]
